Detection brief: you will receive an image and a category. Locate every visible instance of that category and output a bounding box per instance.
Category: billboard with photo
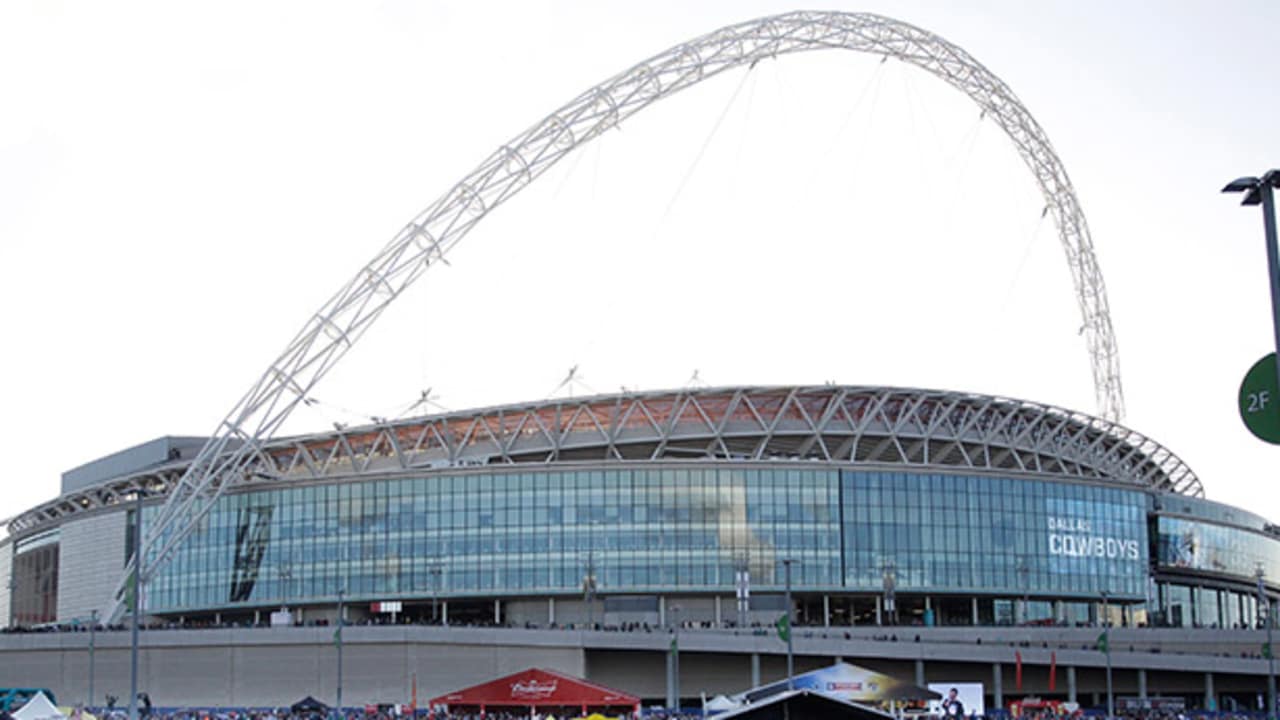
[927,683,985,718]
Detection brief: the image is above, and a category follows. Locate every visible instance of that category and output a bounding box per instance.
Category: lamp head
[1223,177,1260,193]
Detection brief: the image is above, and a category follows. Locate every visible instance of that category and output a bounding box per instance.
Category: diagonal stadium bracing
[12,386,1199,542]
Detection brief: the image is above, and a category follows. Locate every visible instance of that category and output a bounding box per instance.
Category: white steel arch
[105,10,1125,620]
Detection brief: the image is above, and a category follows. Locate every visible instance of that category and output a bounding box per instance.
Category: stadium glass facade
[144,465,1155,617]
[841,471,1148,597]
[1157,515,1280,582]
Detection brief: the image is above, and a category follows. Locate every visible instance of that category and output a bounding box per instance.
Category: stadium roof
[8,385,1202,536]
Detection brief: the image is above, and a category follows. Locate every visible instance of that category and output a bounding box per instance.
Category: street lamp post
[1101,591,1114,719]
[1017,558,1030,625]
[428,561,443,626]
[88,608,98,708]
[128,490,145,720]
[278,562,293,615]
[336,588,345,719]
[734,554,751,627]
[670,602,681,710]
[881,560,897,626]
[1223,170,1280,392]
[782,558,795,690]
[583,549,597,630]
[1257,567,1277,720]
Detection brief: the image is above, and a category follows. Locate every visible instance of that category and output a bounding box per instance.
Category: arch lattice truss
[14,386,1199,542]
[105,11,1126,620]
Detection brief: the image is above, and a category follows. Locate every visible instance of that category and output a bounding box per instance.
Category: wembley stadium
[2,385,1280,709]
[1,7,1278,716]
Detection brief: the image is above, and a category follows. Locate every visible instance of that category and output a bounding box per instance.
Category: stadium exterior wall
[0,540,9,629]
[55,511,127,624]
[6,387,1280,632]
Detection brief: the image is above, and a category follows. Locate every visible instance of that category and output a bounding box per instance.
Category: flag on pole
[333,625,343,648]
[775,613,790,643]
[1096,630,1109,653]
[1049,651,1057,692]
[1014,651,1022,691]
[669,636,678,655]
[1264,642,1273,659]
[124,568,137,614]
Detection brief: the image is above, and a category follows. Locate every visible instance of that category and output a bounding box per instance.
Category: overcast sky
[1,0,1277,529]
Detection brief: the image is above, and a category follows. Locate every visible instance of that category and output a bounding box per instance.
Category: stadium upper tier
[8,386,1202,537]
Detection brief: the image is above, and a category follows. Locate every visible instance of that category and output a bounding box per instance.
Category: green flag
[669,636,678,655]
[333,625,343,648]
[775,613,790,643]
[124,568,137,614]
[1264,642,1273,659]
[1095,630,1108,653]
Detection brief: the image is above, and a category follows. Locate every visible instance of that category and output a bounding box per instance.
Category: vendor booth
[429,668,639,718]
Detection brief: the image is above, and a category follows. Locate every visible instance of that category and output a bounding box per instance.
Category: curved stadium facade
[6,385,1278,632]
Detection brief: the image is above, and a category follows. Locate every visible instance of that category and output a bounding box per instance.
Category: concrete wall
[56,511,127,623]
[0,539,11,628]
[0,627,585,708]
[1,625,1275,709]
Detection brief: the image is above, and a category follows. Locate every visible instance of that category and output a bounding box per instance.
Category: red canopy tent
[429,668,640,717]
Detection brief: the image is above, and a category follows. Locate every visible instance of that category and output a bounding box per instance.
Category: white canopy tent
[13,693,66,720]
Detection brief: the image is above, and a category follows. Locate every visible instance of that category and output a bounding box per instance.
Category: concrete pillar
[876,595,883,626]
[751,653,761,688]
[715,596,722,627]
[915,658,925,688]
[214,612,221,625]
[1066,666,1077,704]
[253,610,260,625]
[824,595,831,627]
[1138,668,1147,701]
[1205,672,1216,711]
[549,597,555,625]
[494,598,501,625]
[659,596,666,627]
[972,597,979,626]
[442,600,449,626]
[992,663,1003,710]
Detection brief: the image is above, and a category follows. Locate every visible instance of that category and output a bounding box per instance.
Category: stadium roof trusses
[8,386,1202,538]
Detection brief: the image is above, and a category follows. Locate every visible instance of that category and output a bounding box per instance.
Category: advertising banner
[927,684,985,718]
[738,662,939,703]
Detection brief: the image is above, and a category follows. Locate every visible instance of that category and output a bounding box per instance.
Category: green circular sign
[1239,353,1280,444]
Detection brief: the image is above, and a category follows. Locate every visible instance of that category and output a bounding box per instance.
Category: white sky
[1,0,1277,527]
